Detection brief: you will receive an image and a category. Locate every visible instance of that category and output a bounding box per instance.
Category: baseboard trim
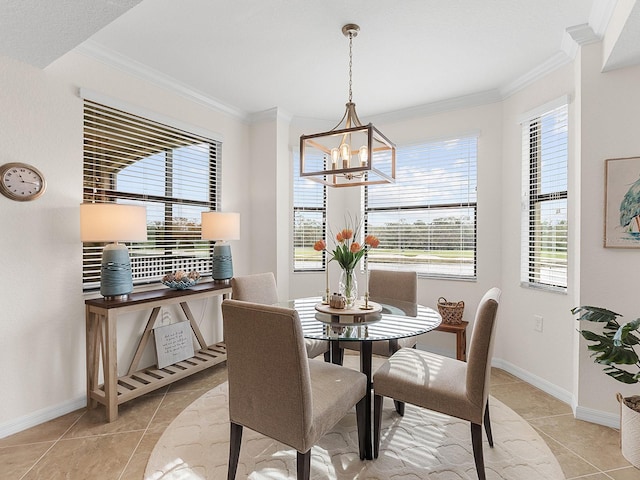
[1,354,622,438]
[574,404,620,429]
[491,357,621,428]
[0,396,86,439]
[491,357,574,405]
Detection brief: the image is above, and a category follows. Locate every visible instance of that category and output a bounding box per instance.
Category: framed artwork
[605,156,640,248]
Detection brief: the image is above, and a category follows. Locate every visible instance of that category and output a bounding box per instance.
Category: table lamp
[201,212,240,284]
[80,203,148,299]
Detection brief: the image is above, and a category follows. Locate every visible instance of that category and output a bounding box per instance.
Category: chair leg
[374,394,383,458]
[355,396,367,460]
[484,400,494,447]
[228,422,243,480]
[393,400,405,416]
[470,422,486,480]
[324,350,331,363]
[297,450,311,480]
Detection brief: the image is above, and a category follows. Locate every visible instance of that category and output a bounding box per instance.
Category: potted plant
[572,306,640,468]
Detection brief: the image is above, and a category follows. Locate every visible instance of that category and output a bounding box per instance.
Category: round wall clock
[0,162,47,201]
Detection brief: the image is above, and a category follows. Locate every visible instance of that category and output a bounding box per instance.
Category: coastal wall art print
[605,156,640,248]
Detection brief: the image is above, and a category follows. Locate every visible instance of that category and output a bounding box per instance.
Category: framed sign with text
[154,321,195,369]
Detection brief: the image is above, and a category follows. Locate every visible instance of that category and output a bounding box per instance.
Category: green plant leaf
[613,318,640,347]
[603,366,639,384]
[580,330,638,365]
[575,306,640,384]
[572,306,621,323]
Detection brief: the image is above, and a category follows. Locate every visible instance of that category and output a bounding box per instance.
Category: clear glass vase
[339,268,358,308]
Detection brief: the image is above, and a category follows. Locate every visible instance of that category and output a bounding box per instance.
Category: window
[82,100,221,292]
[521,101,568,290]
[293,151,326,271]
[364,136,477,279]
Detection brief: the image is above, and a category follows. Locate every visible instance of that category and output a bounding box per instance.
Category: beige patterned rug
[144,382,564,480]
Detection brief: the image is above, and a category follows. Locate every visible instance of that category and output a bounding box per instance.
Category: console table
[85,281,231,422]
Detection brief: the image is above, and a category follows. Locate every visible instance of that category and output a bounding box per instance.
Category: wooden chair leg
[484,400,494,447]
[393,400,405,416]
[470,422,486,480]
[374,394,383,458]
[228,422,243,480]
[297,450,311,480]
[355,396,367,460]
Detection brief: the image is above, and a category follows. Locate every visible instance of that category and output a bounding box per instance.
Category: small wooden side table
[435,321,469,361]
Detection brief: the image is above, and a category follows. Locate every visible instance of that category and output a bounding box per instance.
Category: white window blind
[365,136,477,279]
[82,100,221,291]
[521,102,568,290]
[293,151,326,271]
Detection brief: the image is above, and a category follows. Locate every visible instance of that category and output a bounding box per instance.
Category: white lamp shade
[80,203,148,242]
[201,212,240,241]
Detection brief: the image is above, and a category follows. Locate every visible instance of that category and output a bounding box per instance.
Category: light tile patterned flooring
[1,362,638,479]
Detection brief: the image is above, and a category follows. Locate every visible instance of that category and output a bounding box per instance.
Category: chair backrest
[465,287,501,411]
[368,270,417,304]
[231,272,278,305]
[222,299,313,450]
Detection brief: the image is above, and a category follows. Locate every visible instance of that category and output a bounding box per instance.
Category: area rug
[144,382,564,480]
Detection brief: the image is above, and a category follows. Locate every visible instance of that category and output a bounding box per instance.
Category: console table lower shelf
[85,281,231,422]
[88,343,227,408]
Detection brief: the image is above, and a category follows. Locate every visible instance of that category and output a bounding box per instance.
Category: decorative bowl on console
[162,270,201,290]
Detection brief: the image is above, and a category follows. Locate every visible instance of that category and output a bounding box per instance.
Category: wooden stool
[435,321,469,361]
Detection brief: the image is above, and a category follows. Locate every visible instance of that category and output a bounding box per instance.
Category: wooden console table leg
[85,306,98,410]
[103,310,118,422]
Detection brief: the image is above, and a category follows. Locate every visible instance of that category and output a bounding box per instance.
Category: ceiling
[2,0,639,122]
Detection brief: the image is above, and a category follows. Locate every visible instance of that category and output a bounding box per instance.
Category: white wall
[576,42,640,416]
[497,63,577,402]
[0,51,250,436]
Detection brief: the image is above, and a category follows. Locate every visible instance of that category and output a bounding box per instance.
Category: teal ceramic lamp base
[211,243,233,284]
[100,243,133,299]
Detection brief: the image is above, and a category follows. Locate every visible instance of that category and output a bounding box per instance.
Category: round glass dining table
[279,296,442,459]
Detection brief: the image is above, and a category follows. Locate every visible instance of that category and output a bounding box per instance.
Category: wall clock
[0,162,47,201]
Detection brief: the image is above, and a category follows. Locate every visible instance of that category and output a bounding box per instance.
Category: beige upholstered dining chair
[372,287,501,480]
[222,299,368,480]
[342,270,418,357]
[231,272,330,359]
[231,272,279,305]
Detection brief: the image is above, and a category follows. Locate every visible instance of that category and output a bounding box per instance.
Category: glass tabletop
[282,296,441,342]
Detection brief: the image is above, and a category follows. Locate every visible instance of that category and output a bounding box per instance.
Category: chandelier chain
[348,31,353,103]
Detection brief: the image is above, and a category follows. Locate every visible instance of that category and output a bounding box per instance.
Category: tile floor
[0,363,638,480]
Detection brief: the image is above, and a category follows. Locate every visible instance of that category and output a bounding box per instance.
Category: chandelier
[299,24,396,187]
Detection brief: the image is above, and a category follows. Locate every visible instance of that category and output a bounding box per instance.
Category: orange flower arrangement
[313,220,379,271]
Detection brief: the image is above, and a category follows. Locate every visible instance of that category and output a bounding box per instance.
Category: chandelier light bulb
[359,145,368,166]
[340,143,351,168]
[331,148,339,169]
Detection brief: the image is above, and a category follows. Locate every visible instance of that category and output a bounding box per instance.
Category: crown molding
[250,107,293,125]
[366,89,503,124]
[77,4,616,129]
[566,23,601,46]
[75,40,250,122]
[589,0,618,37]
[500,51,573,100]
